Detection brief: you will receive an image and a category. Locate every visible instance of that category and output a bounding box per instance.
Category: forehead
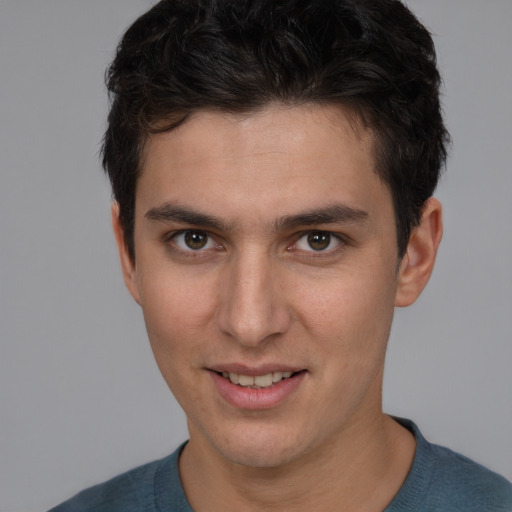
[143,104,371,171]
[137,104,390,226]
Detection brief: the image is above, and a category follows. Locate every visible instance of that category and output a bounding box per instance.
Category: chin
[203,421,313,469]
[221,442,300,469]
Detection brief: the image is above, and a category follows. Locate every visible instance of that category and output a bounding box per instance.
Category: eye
[294,231,341,252]
[171,230,218,251]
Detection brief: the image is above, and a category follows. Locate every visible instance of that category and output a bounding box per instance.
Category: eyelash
[163,230,348,257]
[165,230,221,254]
[291,231,344,254]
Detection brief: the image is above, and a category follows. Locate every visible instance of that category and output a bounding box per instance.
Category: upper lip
[208,363,305,376]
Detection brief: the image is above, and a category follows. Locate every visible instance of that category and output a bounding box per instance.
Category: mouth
[217,370,302,389]
[209,367,307,409]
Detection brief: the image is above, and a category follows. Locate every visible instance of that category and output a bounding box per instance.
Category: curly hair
[102,0,449,261]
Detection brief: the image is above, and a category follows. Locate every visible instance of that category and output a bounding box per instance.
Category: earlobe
[111,203,141,305]
[395,198,443,307]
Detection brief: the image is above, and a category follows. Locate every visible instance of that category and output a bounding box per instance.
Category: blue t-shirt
[49,419,512,511]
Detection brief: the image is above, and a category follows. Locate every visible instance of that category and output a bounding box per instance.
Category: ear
[395,198,443,307]
[111,203,141,305]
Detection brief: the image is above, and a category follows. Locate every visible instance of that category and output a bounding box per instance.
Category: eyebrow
[145,204,229,231]
[275,204,369,230]
[145,202,369,231]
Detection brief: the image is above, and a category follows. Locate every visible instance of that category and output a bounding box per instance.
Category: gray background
[1,1,511,511]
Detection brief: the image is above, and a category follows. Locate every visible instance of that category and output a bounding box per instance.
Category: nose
[216,249,291,347]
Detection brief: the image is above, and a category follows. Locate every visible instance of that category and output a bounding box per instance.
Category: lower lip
[210,371,306,410]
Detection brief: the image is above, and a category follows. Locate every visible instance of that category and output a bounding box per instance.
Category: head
[102,0,449,263]
[104,0,446,471]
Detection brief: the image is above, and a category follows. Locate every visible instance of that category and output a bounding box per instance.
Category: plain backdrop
[1,1,511,511]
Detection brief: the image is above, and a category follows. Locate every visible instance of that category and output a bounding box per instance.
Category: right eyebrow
[144,203,229,231]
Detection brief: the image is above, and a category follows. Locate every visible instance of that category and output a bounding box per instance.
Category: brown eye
[170,230,219,254]
[184,231,209,250]
[185,231,208,251]
[307,231,332,251]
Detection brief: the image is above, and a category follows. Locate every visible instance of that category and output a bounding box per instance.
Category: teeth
[272,371,283,382]
[224,371,295,388]
[254,374,273,387]
[238,374,254,386]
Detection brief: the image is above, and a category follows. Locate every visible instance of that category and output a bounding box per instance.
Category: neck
[179,413,415,512]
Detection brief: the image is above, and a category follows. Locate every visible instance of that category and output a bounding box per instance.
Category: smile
[209,367,307,409]
[221,371,294,389]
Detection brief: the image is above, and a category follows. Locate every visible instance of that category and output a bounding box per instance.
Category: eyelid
[289,230,347,253]
[166,229,220,252]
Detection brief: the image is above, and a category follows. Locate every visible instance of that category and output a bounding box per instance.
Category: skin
[113,104,443,511]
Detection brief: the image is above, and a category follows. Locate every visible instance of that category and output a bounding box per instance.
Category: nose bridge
[217,246,288,346]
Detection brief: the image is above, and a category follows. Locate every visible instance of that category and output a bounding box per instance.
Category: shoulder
[389,418,512,511]
[428,443,512,510]
[48,444,190,512]
[47,457,164,512]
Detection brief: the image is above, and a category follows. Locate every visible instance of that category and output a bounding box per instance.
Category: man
[50,0,512,510]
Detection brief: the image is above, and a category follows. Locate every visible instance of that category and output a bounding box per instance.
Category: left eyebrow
[275,204,369,231]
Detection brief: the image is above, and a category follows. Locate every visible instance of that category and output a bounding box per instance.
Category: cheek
[297,268,396,419]
[136,269,220,411]
[297,264,397,361]
[137,267,217,364]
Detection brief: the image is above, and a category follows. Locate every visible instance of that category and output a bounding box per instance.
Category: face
[116,105,419,468]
